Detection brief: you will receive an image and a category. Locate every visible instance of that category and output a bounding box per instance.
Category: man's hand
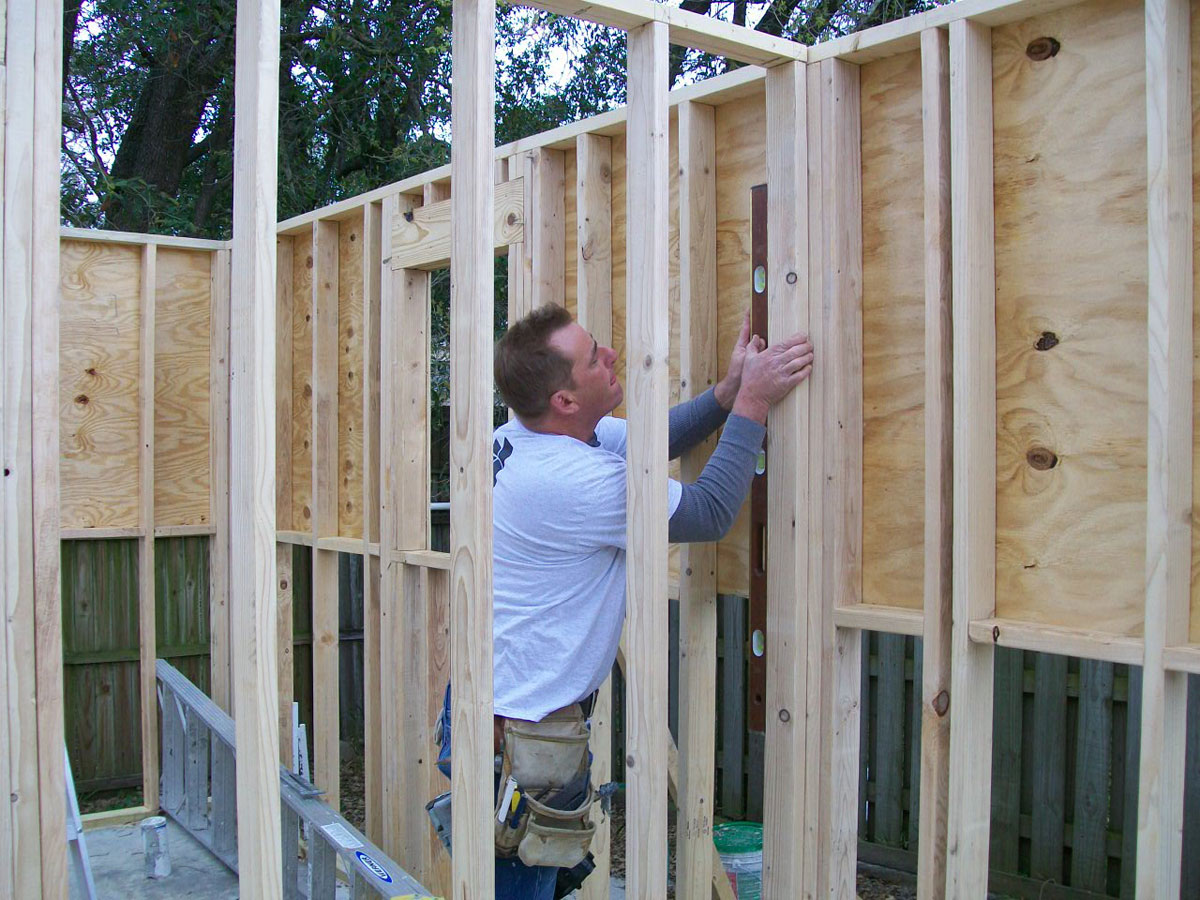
[731,331,814,424]
[714,311,752,411]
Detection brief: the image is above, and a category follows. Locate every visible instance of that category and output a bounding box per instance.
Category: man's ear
[548,389,577,415]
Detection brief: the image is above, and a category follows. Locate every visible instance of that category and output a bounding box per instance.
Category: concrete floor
[71,817,627,899]
[71,818,237,900]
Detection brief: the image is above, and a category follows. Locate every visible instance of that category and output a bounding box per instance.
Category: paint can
[141,815,171,879]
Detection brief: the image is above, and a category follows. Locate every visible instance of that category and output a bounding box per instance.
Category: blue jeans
[437,685,559,899]
[496,855,558,899]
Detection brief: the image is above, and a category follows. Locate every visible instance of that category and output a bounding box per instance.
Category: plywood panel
[992,0,1147,635]
[60,240,142,528]
[154,249,212,526]
[338,213,365,539]
[861,50,925,611]
[292,235,314,530]
[713,94,765,597]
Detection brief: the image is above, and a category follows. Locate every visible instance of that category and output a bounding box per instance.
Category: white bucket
[141,815,171,879]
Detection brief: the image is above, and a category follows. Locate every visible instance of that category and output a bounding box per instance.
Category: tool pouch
[494,705,595,868]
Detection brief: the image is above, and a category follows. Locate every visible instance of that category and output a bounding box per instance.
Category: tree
[62,0,947,237]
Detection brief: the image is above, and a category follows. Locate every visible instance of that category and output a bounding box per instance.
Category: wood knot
[349,232,357,242]
[506,213,517,227]
[85,367,98,377]
[626,754,635,768]
[933,690,949,717]
[992,624,1001,642]
[643,354,653,368]
[306,255,314,269]
[74,394,89,406]
[778,708,791,723]
[1026,447,1058,470]
[1026,37,1061,61]
[404,210,415,223]
[1034,331,1059,351]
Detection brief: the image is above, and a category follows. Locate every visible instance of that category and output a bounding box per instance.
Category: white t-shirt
[492,416,683,721]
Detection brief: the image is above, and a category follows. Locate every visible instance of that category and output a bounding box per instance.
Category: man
[483,304,813,898]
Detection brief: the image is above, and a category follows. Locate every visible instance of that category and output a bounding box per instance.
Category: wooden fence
[66,530,1200,898]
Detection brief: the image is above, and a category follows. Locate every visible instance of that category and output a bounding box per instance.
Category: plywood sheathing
[861,49,926,612]
[60,241,143,529]
[155,248,214,527]
[993,0,1148,636]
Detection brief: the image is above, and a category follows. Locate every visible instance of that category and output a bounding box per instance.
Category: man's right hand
[731,332,814,424]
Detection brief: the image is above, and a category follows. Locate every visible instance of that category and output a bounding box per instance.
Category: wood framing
[312,218,341,811]
[822,54,864,898]
[508,148,566,314]
[1137,0,1192,893]
[762,58,812,898]
[227,0,282,893]
[517,0,804,66]
[917,25,953,899]
[44,0,1200,895]
[211,248,232,713]
[574,129,615,900]
[623,19,671,897]
[138,243,160,812]
[275,235,295,766]
[675,98,718,900]
[362,198,384,839]
[945,17,996,896]
[3,0,68,893]
[448,1,497,896]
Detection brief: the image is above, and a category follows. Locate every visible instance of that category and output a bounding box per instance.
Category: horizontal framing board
[514,0,803,65]
[389,176,524,270]
[967,617,1143,665]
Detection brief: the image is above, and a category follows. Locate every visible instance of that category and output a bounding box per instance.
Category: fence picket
[874,632,906,844]
[1070,659,1113,892]
[1182,675,1200,897]
[719,594,745,818]
[1120,665,1142,897]
[991,647,1024,873]
[908,638,923,848]
[1031,653,1068,882]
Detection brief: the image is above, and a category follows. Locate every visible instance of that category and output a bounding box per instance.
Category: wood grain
[946,18,997,898]
[338,211,365,538]
[59,240,143,528]
[1138,0,1192,892]
[276,236,294,531]
[291,232,314,531]
[675,99,718,900]
[861,49,925,612]
[227,0,283,890]
[623,20,670,898]
[917,25,954,900]
[154,248,213,527]
[138,243,160,814]
[992,0,1148,635]
[762,59,811,899]
[391,175,523,271]
[448,0,497,894]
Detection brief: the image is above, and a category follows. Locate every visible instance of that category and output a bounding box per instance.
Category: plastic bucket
[713,822,762,899]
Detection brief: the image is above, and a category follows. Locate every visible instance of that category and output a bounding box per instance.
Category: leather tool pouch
[494,706,595,868]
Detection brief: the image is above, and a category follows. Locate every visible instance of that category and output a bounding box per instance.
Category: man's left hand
[714,311,751,411]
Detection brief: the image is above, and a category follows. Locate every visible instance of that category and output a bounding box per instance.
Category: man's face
[547,321,623,420]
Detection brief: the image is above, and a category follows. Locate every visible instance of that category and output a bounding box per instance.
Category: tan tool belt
[494,703,596,868]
